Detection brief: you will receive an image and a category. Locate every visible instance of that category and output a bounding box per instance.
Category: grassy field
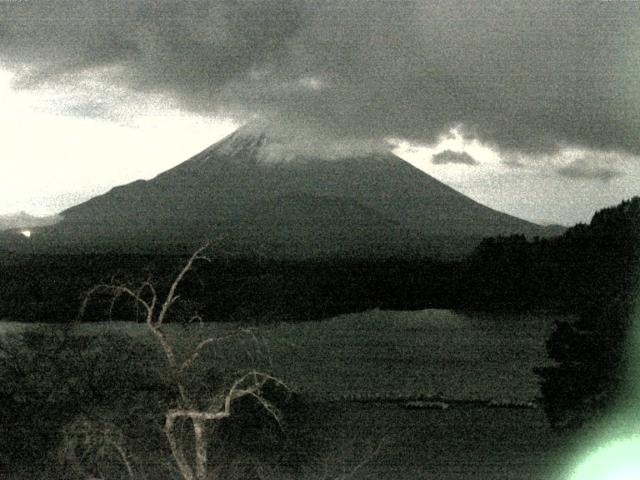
[1,309,574,479]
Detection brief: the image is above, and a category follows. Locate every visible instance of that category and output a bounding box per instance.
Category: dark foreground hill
[1,127,558,258]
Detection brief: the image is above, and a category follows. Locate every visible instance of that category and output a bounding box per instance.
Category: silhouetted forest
[0,252,459,323]
[0,198,638,325]
[534,197,640,429]
[462,198,640,313]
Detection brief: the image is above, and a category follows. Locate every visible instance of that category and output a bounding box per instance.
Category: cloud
[557,159,622,182]
[432,150,479,166]
[501,158,526,169]
[0,0,638,156]
[61,101,119,121]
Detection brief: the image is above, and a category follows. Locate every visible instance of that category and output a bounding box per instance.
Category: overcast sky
[0,0,638,225]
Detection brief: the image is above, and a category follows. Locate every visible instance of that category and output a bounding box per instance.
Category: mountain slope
[20,128,557,257]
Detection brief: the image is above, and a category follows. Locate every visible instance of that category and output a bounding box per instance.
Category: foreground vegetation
[0,308,561,479]
[1,247,296,479]
[0,325,316,479]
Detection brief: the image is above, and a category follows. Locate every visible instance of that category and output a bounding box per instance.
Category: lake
[1,308,561,402]
[1,309,574,479]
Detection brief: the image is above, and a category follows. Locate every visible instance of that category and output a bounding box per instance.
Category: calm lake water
[0,309,564,402]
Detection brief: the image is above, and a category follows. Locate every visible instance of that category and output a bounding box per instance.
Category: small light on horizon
[20,229,31,238]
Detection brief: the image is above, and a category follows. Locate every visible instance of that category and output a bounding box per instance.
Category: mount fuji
[11,127,560,258]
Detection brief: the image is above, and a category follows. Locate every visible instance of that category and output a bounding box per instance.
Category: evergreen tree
[535,198,640,429]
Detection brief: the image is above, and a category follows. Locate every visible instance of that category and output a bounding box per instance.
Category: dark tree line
[537,198,640,429]
[461,199,639,312]
[0,252,460,324]
[1,198,637,324]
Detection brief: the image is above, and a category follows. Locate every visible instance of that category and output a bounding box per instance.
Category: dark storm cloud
[432,150,479,166]
[1,0,638,156]
[557,159,622,182]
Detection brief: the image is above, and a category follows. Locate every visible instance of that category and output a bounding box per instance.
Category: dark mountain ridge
[4,127,560,258]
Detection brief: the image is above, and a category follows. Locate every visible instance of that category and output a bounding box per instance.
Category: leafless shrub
[67,242,388,480]
[79,243,288,480]
[59,416,135,480]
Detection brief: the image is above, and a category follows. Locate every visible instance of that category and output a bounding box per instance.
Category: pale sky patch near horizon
[0,68,237,216]
[395,131,640,225]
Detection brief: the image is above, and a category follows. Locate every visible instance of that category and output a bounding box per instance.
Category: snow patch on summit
[207,122,389,164]
[214,130,267,158]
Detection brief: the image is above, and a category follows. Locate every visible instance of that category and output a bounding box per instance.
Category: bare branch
[147,325,189,404]
[157,241,211,327]
[60,417,137,480]
[76,242,297,480]
[165,370,287,426]
[188,312,204,326]
[109,441,135,480]
[164,415,196,480]
[224,371,287,416]
[180,328,254,372]
[192,418,208,480]
[107,288,124,322]
[79,284,153,323]
[136,279,158,323]
[246,392,283,428]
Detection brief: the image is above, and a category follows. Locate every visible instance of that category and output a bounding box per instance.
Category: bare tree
[80,243,286,480]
